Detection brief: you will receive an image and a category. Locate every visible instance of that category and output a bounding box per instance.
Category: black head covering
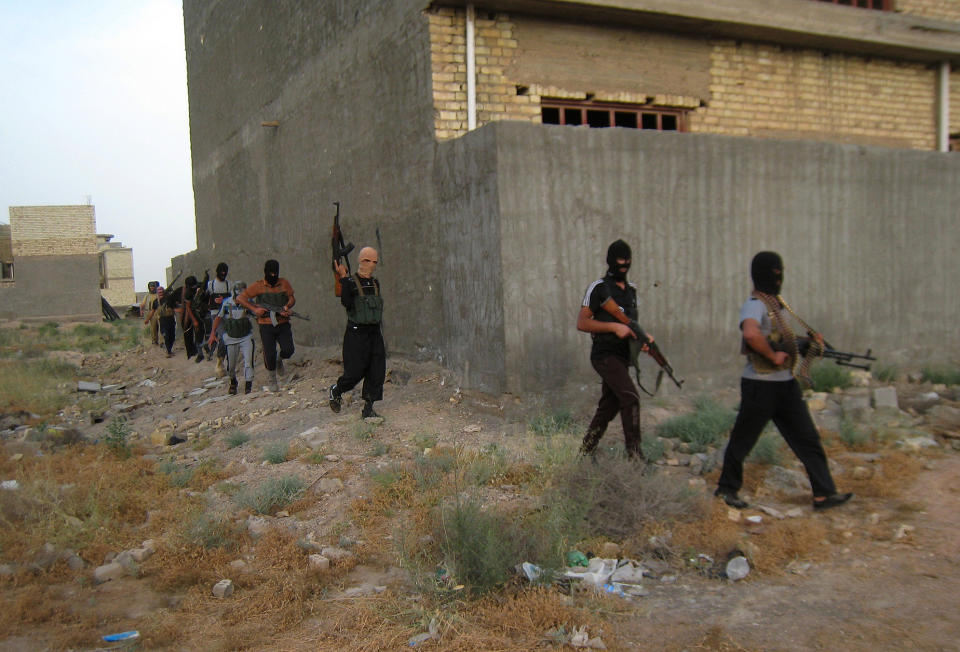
[606,239,632,281]
[216,262,228,279]
[184,275,198,289]
[264,259,280,286]
[751,251,783,295]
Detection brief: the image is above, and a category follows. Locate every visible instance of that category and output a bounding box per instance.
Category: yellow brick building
[429,0,960,150]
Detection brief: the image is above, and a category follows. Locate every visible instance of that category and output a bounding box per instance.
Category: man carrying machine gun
[714,251,854,511]
[237,259,296,392]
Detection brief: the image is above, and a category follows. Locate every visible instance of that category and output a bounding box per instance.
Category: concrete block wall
[428,8,950,151]
[8,206,97,257]
[100,247,136,308]
[0,224,11,263]
[896,0,960,21]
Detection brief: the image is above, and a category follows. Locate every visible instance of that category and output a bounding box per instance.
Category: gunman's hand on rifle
[206,334,217,349]
[334,262,348,280]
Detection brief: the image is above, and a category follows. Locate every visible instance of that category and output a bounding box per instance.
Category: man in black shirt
[329,247,385,419]
[577,240,654,459]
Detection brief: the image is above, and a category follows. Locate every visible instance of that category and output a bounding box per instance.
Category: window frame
[540,98,688,132]
[811,0,892,10]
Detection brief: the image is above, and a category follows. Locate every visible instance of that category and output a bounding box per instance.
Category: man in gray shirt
[715,251,852,511]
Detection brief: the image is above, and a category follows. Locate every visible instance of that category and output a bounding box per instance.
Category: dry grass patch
[838,451,924,499]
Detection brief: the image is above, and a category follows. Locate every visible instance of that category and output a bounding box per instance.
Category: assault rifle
[772,336,876,371]
[256,299,311,327]
[331,201,354,297]
[599,298,684,395]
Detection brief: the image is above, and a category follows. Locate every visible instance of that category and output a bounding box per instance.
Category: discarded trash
[168,435,186,446]
[567,550,589,567]
[521,561,542,582]
[102,631,140,642]
[725,555,750,581]
[1,480,19,490]
[408,618,438,646]
[565,557,616,587]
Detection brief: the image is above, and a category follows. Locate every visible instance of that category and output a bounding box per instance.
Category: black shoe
[715,489,748,509]
[813,492,853,511]
[328,384,342,413]
[195,351,204,363]
[244,381,252,395]
[361,401,380,419]
[228,378,238,395]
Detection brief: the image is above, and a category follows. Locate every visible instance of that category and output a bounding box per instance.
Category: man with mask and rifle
[577,239,665,460]
[714,251,853,511]
[237,259,296,392]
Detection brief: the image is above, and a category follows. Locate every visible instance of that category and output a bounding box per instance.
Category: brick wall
[428,8,943,150]
[694,41,935,149]
[952,70,960,137]
[100,247,136,307]
[895,0,960,22]
[0,225,11,262]
[8,206,97,257]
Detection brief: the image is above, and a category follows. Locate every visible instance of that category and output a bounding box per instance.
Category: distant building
[96,234,136,309]
[0,205,135,322]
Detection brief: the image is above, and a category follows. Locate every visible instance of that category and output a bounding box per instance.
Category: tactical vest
[347,279,383,325]
[256,291,288,311]
[208,279,231,312]
[224,304,252,338]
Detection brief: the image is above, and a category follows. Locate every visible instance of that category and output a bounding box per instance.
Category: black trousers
[580,355,641,457]
[158,316,176,354]
[336,323,385,402]
[718,377,837,498]
[258,322,294,371]
[182,319,201,358]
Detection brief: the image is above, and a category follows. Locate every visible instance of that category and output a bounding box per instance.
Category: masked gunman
[180,275,206,361]
[328,247,385,419]
[236,260,296,392]
[577,239,655,459]
[206,262,234,377]
[144,286,177,357]
[714,251,852,511]
[207,281,255,395]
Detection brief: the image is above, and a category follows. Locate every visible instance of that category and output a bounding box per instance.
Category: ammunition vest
[208,279,232,312]
[347,279,382,325]
[224,307,252,338]
[156,300,174,319]
[256,291,288,311]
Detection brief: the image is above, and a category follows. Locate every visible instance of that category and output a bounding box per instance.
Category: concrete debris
[77,381,101,393]
[756,505,785,519]
[873,386,899,410]
[93,562,126,584]
[212,579,234,598]
[319,546,355,564]
[308,554,330,571]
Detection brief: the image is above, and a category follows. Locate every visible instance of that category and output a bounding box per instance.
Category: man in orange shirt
[237,259,296,392]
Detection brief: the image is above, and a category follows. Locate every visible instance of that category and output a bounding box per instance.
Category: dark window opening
[812,0,890,9]
[950,134,960,152]
[541,98,688,132]
[1,262,12,280]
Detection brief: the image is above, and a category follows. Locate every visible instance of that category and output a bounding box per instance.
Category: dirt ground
[2,330,960,651]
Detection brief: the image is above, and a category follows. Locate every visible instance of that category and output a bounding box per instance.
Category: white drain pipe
[466,3,477,131]
[937,61,950,152]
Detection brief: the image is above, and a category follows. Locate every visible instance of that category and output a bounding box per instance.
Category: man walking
[206,262,233,377]
[237,259,295,392]
[577,239,654,459]
[714,251,853,511]
[328,247,386,419]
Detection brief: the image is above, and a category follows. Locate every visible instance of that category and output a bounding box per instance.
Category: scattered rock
[308,554,330,571]
[873,386,899,410]
[725,556,750,581]
[77,381,101,393]
[318,477,344,493]
[212,579,234,598]
[320,547,355,565]
[93,562,126,584]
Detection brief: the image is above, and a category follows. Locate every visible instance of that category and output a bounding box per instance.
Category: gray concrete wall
[180,0,443,352]
[0,254,102,321]
[485,121,960,393]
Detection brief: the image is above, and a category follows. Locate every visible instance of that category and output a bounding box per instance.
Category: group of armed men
[140,248,385,419]
[141,240,852,512]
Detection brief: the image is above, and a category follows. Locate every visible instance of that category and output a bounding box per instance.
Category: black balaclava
[216,262,228,281]
[751,251,783,295]
[184,275,198,291]
[606,239,632,281]
[264,259,280,286]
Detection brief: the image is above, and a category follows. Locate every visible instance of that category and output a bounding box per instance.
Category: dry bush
[748,518,829,574]
[0,445,182,562]
[837,451,924,499]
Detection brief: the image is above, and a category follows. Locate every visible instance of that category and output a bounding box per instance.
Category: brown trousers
[580,355,642,458]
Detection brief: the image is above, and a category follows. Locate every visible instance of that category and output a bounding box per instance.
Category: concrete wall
[0,206,102,321]
[178,0,444,351]
[457,122,960,393]
[0,254,102,322]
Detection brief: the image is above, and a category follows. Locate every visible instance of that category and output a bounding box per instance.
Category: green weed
[875,363,899,383]
[262,442,289,464]
[413,432,439,450]
[104,417,132,459]
[226,430,250,449]
[641,436,666,463]
[747,431,784,466]
[353,421,376,441]
[809,362,852,392]
[465,444,508,486]
[528,409,575,436]
[839,418,870,448]
[181,511,243,550]
[655,397,735,453]
[921,365,960,386]
[234,475,306,515]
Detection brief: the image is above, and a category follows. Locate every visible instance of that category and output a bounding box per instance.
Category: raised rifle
[331,201,354,297]
[599,297,684,395]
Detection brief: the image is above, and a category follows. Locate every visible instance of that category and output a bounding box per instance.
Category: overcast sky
[0,0,195,292]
